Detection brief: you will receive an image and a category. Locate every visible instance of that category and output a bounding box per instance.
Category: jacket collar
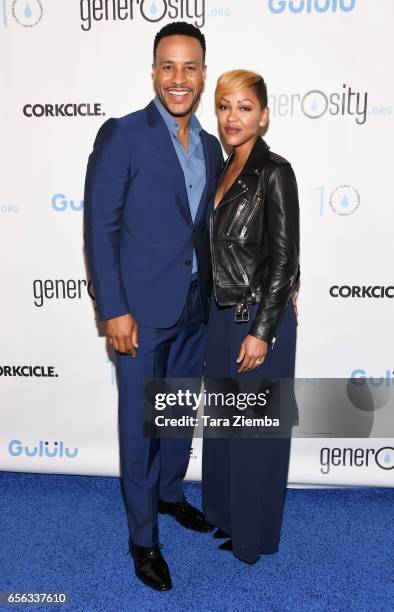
[242,136,270,174]
[223,136,270,177]
[216,137,270,209]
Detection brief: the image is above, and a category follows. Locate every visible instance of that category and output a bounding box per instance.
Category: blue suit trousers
[116,278,206,547]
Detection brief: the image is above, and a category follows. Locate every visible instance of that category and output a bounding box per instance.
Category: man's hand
[106,313,138,357]
[236,335,268,373]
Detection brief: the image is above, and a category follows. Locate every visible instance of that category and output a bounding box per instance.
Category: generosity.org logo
[33,278,95,307]
[268,0,356,13]
[320,446,394,474]
[329,285,394,298]
[268,84,368,125]
[0,204,20,213]
[0,365,58,377]
[80,0,206,31]
[9,440,78,459]
[23,103,105,118]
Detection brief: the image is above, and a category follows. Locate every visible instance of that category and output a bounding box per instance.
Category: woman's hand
[236,335,268,373]
[291,292,298,316]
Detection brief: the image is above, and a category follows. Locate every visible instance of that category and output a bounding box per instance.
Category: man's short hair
[153,21,206,63]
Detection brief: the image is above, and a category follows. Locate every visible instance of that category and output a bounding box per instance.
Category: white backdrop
[1,0,393,486]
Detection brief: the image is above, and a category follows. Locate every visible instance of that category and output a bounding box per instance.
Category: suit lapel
[194,130,214,224]
[145,101,192,225]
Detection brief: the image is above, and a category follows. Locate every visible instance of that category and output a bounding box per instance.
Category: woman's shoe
[213,529,230,539]
[218,539,233,551]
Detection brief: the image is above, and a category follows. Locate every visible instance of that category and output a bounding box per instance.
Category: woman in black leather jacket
[202,69,300,564]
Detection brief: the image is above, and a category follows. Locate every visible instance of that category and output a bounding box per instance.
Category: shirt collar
[153,96,202,136]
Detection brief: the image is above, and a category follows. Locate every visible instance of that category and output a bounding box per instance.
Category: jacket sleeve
[83,118,131,321]
[248,163,300,343]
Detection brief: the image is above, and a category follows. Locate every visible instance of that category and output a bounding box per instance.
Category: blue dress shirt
[153,97,206,276]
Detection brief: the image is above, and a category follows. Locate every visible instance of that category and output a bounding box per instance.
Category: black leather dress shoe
[213,528,230,539]
[158,499,214,532]
[129,542,172,591]
[218,539,233,551]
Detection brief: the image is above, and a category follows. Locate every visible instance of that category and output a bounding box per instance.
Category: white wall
[1,0,393,486]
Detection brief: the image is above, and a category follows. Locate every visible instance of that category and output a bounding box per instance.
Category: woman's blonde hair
[215,69,267,109]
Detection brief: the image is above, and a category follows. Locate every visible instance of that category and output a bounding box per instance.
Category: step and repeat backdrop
[1,0,393,486]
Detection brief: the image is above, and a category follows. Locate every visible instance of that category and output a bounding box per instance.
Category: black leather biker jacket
[210,136,300,345]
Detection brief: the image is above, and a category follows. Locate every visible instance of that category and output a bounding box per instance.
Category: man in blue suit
[84,22,223,591]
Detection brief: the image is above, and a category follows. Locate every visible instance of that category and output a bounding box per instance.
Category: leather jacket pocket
[227,243,249,286]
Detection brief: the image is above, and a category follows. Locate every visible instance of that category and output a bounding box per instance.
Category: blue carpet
[0,472,393,612]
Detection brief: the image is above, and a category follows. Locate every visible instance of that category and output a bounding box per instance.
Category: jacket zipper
[270,265,299,348]
[219,188,248,210]
[210,211,219,302]
[227,243,249,286]
[226,197,248,236]
[239,195,262,238]
[270,272,295,295]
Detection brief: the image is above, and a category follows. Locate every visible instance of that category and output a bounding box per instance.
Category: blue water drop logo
[311,99,319,112]
[384,452,392,464]
[150,1,158,15]
[11,0,43,27]
[341,194,349,208]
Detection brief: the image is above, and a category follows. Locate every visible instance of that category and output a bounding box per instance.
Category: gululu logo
[52,194,83,212]
[347,370,393,413]
[10,0,43,28]
[23,103,104,118]
[9,440,79,459]
[329,286,394,298]
[80,0,206,31]
[32,278,95,307]
[268,0,356,14]
[320,446,394,474]
[268,84,368,125]
[315,185,360,216]
[351,369,394,387]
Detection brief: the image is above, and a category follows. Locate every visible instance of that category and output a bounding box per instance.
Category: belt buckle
[235,302,249,323]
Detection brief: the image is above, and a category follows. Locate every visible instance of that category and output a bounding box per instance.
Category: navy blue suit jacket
[84,101,224,327]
